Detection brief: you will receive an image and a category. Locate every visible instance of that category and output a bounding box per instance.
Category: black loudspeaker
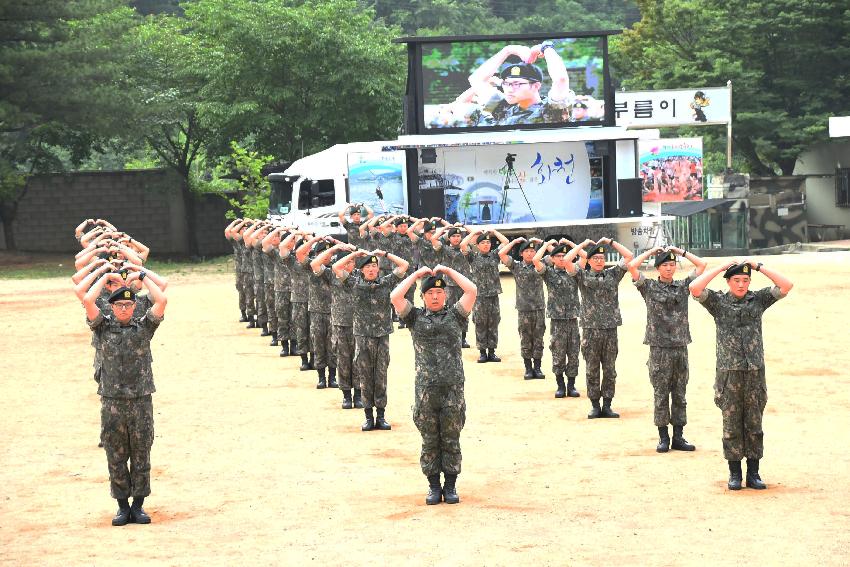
[617,178,643,217]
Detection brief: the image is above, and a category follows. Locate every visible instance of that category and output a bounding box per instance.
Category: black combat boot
[523,358,534,380]
[112,498,131,526]
[316,368,327,389]
[600,397,620,418]
[487,348,501,362]
[129,496,151,524]
[728,460,743,490]
[279,340,290,357]
[746,458,767,489]
[327,367,338,389]
[461,333,470,348]
[566,377,580,397]
[341,389,353,410]
[426,474,442,505]
[260,322,271,336]
[353,388,364,409]
[657,426,670,453]
[588,399,602,419]
[361,408,375,431]
[289,339,297,356]
[554,372,566,398]
[532,358,545,379]
[443,474,460,504]
[246,316,256,329]
[477,349,488,363]
[239,309,248,323]
[374,408,392,430]
[308,352,316,370]
[269,332,278,346]
[671,425,695,451]
[299,353,311,371]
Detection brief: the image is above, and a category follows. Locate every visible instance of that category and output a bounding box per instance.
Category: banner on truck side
[638,138,703,202]
[418,141,600,225]
[347,151,409,215]
[615,87,730,128]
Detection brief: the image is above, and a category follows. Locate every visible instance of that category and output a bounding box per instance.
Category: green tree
[613,0,850,175]
[0,1,137,249]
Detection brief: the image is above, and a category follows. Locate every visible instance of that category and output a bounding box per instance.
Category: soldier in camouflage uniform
[563,238,634,418]
[332,249,409,431]
[82,270,167,527]
[461,228,508,363]
[433,225,472,347]
[272,229,294,356]
[235,221,257,327]
[224,218,249,322]
[338,202,373,250]
[260,226,279,346]
[312,244,361,408]
[628,246,707,452]
[382,215,418,328]
[499,237,547,379]
[288,233,315,371]
[409,217,449,271]
[392,264,477,505]
[300,235,338,389]
[250,224,271,337]
[533,240,582,398]
[690,260,793,490]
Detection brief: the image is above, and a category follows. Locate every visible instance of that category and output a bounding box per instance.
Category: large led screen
[422,37,607,131]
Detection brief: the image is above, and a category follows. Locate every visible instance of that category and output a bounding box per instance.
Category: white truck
[268,126,669,250]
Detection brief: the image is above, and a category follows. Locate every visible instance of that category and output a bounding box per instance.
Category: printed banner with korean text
[614,87,731,128]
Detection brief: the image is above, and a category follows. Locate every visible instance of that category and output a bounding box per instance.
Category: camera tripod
[499,154,536,223]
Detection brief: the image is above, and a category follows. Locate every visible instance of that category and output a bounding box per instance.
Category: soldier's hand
[433,264,447,274]
[596,237,611,245]
[417,266,434,278]
[652,246,665,255]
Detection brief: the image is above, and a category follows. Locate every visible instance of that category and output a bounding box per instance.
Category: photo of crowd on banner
[638,139,704,202]
[422,37,607,130]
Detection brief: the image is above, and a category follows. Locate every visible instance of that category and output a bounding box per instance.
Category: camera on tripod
[505,153,517,169]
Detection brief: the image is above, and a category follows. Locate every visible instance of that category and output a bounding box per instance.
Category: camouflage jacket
[438,242,469,286]
[417,237,440,269]
[88,309,163,398]
[251,247,264,281]
[696,286,783,370]
[343,219,367,250]
[541,264,580,320]
[262,248,276,281]
[341,270,404,337]
[508,259,545,312]
[573,263,627,328]
[93,292,153,377]
[231,240,243,272]
[465,250,502,297]
[236,242,252,273]
[388,232,416,264]
[328,267,355,327]
[273,250,291,292]
[307,263,333,314]
[634,272,696,347]
[289,257,310,303]
[400,301,469,387]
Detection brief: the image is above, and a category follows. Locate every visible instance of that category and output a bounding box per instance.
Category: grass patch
[0,252,232,280]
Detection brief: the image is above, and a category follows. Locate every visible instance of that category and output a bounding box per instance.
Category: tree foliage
[613,0,850,175]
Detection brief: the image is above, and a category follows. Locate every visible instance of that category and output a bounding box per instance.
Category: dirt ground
[2,250,849,565]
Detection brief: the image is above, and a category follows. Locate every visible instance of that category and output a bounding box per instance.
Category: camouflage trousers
[291,302,310,355]
[550,318,580,377]
[354,335,390,409]
[518,309,546,359]
[714,368,767,460]
[309,312,334,370]
[264,283,276,333]
[333,325,355,390]
[235,271,247,313]
[581,328,618,400]
[447,286,468,333]
[275,290,292,340]
[648,346,689,427]
[240,272,256,318]
[413,383,466,476]
[472,295,500,350]
[253,275,267,326]
[100,395,154,500]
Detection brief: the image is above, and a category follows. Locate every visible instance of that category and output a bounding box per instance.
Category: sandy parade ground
[1,249,849,565]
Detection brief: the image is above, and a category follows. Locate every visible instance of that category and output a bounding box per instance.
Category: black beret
[518,240,538,253]
[550,244,569,256]
[392,216,409,226]
[499,63,544,83]
[118,269,130,281]
[654,250,678,268]
[356,254,379,269]
[475,232,491,244]
[724,262,752,279]
[311,240,330,255]
[108,286,136,303]
[446,227,462,237]
[588,245,607,257]
[421,276,447,293]
[422,221,434,233]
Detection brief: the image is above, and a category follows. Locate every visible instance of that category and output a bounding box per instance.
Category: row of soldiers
[225,203,794,495]
[72,218,169,525]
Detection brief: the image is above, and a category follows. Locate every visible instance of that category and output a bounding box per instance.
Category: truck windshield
[269,178,294,214]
